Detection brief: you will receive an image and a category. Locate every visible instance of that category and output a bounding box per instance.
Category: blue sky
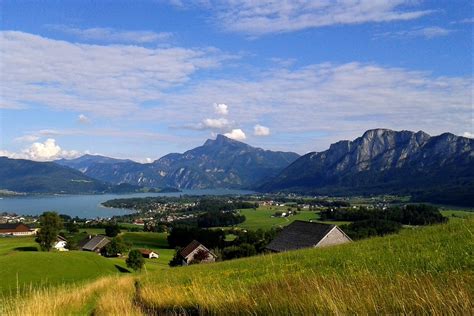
[0,0,472,162]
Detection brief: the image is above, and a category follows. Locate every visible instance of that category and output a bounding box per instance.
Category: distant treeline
[186,198,257,213]
[323,204,447,240]
[320,204,446,225]
[197,211,245,228]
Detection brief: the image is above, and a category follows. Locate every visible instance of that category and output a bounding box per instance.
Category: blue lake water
[0,189,254,219]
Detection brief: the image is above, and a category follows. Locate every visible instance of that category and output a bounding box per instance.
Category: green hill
[0,237,129,296]
[1,218,472,314]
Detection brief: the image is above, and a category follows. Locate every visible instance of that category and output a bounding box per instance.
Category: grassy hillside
[1,217,472,315]
[0,237,129,296]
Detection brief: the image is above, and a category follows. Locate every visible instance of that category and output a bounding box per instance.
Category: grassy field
[237,207,350,230]
[2,217,472,314]
[121,232,174,270]
[0,237,128,296]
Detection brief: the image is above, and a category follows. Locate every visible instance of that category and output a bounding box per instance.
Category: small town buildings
[53,235,68,251]
[80,235,110,253]
[0,223,36,236]
[138,248,159,259]
[266,220,352,252]
[179,240,217,265]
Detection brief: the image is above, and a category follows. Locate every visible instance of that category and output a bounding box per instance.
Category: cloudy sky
[0,1,472,162]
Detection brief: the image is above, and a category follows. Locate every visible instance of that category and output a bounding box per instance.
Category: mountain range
[56,135,300,190]
[260,129,473,205]
[1,129,472,205]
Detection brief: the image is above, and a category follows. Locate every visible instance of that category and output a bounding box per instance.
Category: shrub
[126,249,144,271]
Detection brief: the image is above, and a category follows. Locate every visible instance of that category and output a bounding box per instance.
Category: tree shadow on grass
[115,264,131,273]
[14,246,38,252]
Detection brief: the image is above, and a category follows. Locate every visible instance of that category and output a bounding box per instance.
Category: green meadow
[1,217,472,315]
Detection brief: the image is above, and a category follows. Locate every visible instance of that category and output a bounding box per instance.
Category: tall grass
[1,218,472,315]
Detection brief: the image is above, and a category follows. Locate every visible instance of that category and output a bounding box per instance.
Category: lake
[0,189,254,219]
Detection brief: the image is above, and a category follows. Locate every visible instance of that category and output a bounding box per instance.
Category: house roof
[82,235,110,251]
[266,221,337,252]
[178,240,218,259]
[56,235,67,242]
[138,248,157,255]
[0,223,30,232]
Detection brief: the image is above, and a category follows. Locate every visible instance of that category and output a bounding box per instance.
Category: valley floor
[1,216,472,315]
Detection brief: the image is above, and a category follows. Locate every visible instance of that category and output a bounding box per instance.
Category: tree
[65,222,79,233]
[105,223,120,237]
[35,211,63,251]
[169,248,183,267]
[126,249,145,271]
[102,237,130,257]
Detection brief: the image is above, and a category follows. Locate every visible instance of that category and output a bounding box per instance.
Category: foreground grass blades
[1,218,472,315]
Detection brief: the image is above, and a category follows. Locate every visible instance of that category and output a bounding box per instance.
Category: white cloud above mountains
[254,124,270,136]
[376,26,453,39]
[214,103,229,115]
[171,0,434,36]
[1,30,472,154]
[224,129,246,141]
[1,138,80,161]
[49,25,173,43]
[0,31,230,116]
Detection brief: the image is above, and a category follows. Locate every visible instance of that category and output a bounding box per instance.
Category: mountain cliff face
[0,157,111,193]
[58,135,300,189]
[260,129,474,201]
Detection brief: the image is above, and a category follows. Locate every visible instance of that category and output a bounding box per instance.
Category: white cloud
[0,31,231,117]
[202,118,230,129]
[1,139,81,161]
[143,62,471,152]
[254,124,270,136]
[50,25,173,43]
[463,132,474,139]
[452,18,474,24]
[13,135,40,143]
[78,114,90,124]
[224,129,246,141]
[376,26,453,39]
[214,103,229,115]
[175,1,434,36]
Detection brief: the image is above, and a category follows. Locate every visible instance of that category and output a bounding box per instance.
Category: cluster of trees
[197,211,245,228]
[167,225,226,249]
[340,219,402,240]
[321,204,447,240]
[320,204,446,225]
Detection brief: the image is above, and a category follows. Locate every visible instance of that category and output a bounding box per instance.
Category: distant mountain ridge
[56,135,300,189]
[260,129,473,205]
[0,157,112,194]
[56,154,132,173]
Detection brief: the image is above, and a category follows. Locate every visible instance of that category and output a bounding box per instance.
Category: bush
[126,249,145,271]
[222,243,257,260]
[105,223,121,237]
[341,219,402,240]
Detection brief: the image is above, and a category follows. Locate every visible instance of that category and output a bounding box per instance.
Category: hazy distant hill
[260,129,474,205]
[0,157,111,193]
[56,154,132,173]
[58,135,300,189]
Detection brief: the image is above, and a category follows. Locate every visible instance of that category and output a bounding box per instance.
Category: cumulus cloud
[142,61,471,152]
[254,124,270,136]
[214,103,229,115]
[1,139,81,161]
[49,25,173,44]
[0,31,230,117]
[78,114,90,124]
[171,1,434,36]
[376,26,453,39]
[202,118,230,129]
[463,132,474,139]
[224,129,246,141]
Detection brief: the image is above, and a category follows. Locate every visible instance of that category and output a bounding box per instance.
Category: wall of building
[316,227,351,248]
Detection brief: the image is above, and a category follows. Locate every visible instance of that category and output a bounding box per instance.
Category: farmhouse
[138,248,159,259]
[179,240,216,265]
[80,235,110,253]
[0,223,36,236]
[266,220,351,252]
[53,235,68,251]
